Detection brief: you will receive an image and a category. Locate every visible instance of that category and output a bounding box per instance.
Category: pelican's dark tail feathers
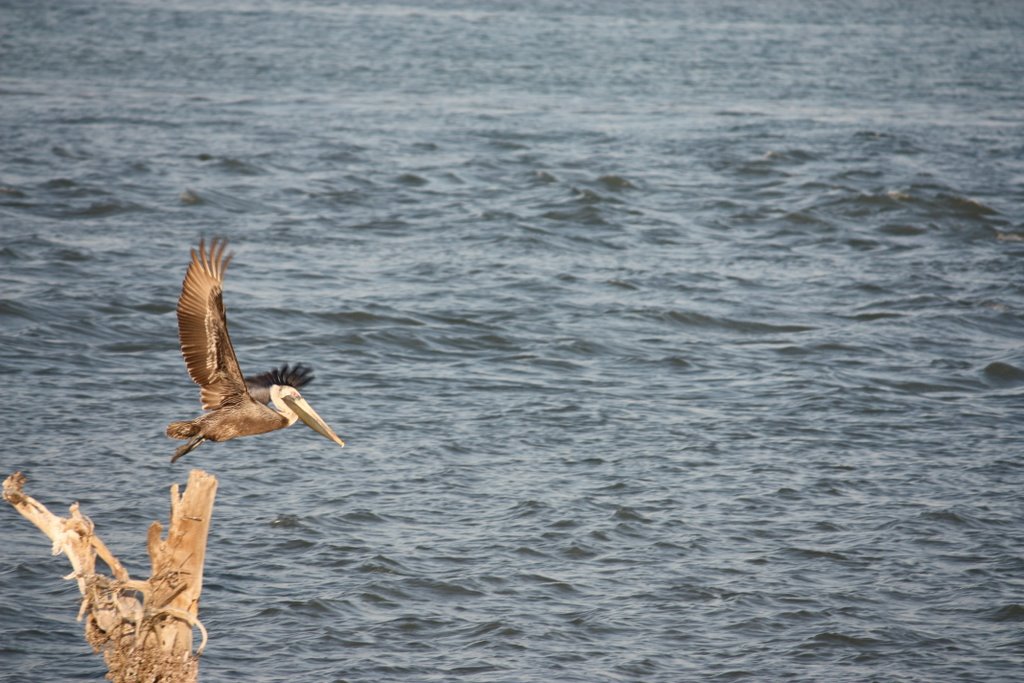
[167,419,204,463]
[167,420,200,439]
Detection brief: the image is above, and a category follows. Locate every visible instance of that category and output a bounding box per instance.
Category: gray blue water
[2,1,1023,681]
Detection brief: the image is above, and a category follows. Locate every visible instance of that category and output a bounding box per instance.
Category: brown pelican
[166,238,345,462]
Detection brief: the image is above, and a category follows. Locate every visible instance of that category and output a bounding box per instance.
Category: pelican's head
[270,385,346,448]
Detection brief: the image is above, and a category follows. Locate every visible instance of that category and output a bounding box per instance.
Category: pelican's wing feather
[245,364,315,405]
[176,238,248,410]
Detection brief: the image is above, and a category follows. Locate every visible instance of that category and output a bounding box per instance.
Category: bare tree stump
[3,469,218,683]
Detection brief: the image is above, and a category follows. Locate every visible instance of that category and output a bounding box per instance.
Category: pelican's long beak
[283,395,346,448]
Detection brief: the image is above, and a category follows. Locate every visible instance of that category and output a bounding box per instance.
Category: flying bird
[166,238,345,462]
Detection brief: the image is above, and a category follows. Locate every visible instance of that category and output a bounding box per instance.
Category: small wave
[612,506,652,523]
[785,546,849,562]
[341,509,388,524]
[917,507,987,529]
[650,354,692,370]
[988,604,1024,623]
[275,538,315,551]
[177,187,270,213]
[518,573,579,594]
[395,173,428,187]
[42,177,85,191]
[532,170,558,184]
[316,309,425,327]
[597,174,636,191]
[349,218,413,235]
[0,300,34,319]
[852,130,923,154]
[358,589,405,607]
[54,247,92,262]
[836,190,909,214]
[761,148,816,163]
[878,223,927,236]
[562,543,598,560]
[782,210,829,226]
[983,361,1024,385]
[542,204,609,226]
[179,188,202,205]
[467,619,521,639]
[939,193,997,217]
[357,553,409,575]
[317,143,367,163]
[853,130,893,140]
[874,378,975,396]
[721,148,815,177]
[269,514,303,528]
[817,185,1001,229]
[67,199,149,218]
[804,631,882,648]
[848,311,905,321]
[437,331,520,353]
[665,309,815,334]
[485,137,529,151]
[407,577,484,598]
[605,278,639,290]
[197,154,266,176]
[277,597,344,616]
[570,186,621,205]
[100,341,163,353]
[132,302,175,315]
[509,499,552,518]
[50,146,88,160]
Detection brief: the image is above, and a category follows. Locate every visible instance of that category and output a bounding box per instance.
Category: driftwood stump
[3,469,218,683]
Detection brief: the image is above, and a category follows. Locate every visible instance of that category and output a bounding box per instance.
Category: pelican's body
[166,239,345,462]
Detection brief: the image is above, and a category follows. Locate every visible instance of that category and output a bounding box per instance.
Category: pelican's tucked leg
[172,436,206,463]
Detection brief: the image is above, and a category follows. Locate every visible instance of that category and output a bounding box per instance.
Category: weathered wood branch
[3,469,218,683]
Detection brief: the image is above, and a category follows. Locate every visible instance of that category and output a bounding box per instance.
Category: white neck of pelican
[270,385,301,426]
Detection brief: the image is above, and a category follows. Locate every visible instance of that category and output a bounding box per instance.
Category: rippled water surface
[2,1,1023,681]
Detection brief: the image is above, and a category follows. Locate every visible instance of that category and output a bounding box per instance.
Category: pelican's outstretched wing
[176,238,248,410]
[245,363,315,405]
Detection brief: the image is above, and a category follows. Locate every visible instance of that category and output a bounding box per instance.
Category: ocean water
[1,1,1023,681]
